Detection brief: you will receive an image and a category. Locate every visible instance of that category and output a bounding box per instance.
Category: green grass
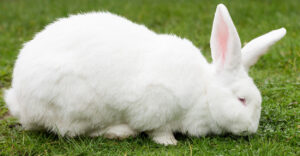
[0,0,299,155]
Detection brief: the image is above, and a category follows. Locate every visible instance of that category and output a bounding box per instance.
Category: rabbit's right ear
[210,4,242,73]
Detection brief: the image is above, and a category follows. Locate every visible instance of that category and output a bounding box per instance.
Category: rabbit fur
[4,4,286,145]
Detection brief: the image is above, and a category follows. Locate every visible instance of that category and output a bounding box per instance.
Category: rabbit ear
[210,4,242,72]
[242,28,286,71]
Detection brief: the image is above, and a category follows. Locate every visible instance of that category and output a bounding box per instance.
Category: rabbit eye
[238,97,246,105]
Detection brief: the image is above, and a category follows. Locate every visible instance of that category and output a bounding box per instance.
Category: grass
[0,0,299,155]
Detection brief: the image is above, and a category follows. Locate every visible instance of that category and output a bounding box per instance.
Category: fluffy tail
[4,88,20,118]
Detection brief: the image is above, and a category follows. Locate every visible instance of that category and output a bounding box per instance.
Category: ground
[0,0,299,155]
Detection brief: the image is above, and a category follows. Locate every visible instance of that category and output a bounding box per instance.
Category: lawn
[0,0,299,155]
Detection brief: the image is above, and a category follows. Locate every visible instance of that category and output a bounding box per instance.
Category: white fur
[4,4,286,145]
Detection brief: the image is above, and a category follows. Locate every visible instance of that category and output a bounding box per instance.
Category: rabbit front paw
[103,124,137,140]
[149,130,177,146]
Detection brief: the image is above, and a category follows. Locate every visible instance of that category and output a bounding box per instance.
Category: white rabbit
[4,4,286,145]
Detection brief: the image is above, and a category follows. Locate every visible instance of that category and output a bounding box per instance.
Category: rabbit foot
[103,124,137,140]
[149,131,177,146]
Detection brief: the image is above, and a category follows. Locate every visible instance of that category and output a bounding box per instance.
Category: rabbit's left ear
[210,4,242,72]
[242,28,286,71]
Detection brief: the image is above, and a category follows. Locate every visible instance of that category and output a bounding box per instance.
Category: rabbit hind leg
[89,124,137,140]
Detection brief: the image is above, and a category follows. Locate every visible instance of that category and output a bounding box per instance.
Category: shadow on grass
[6,120,254,147]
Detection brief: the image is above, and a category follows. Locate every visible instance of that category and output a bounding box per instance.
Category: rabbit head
[208,4,286,135]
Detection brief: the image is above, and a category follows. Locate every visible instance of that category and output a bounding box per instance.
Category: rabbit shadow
[174,132,253,143]
[8,122,253,147]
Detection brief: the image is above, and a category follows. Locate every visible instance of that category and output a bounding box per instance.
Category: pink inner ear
[217,13,229,64]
